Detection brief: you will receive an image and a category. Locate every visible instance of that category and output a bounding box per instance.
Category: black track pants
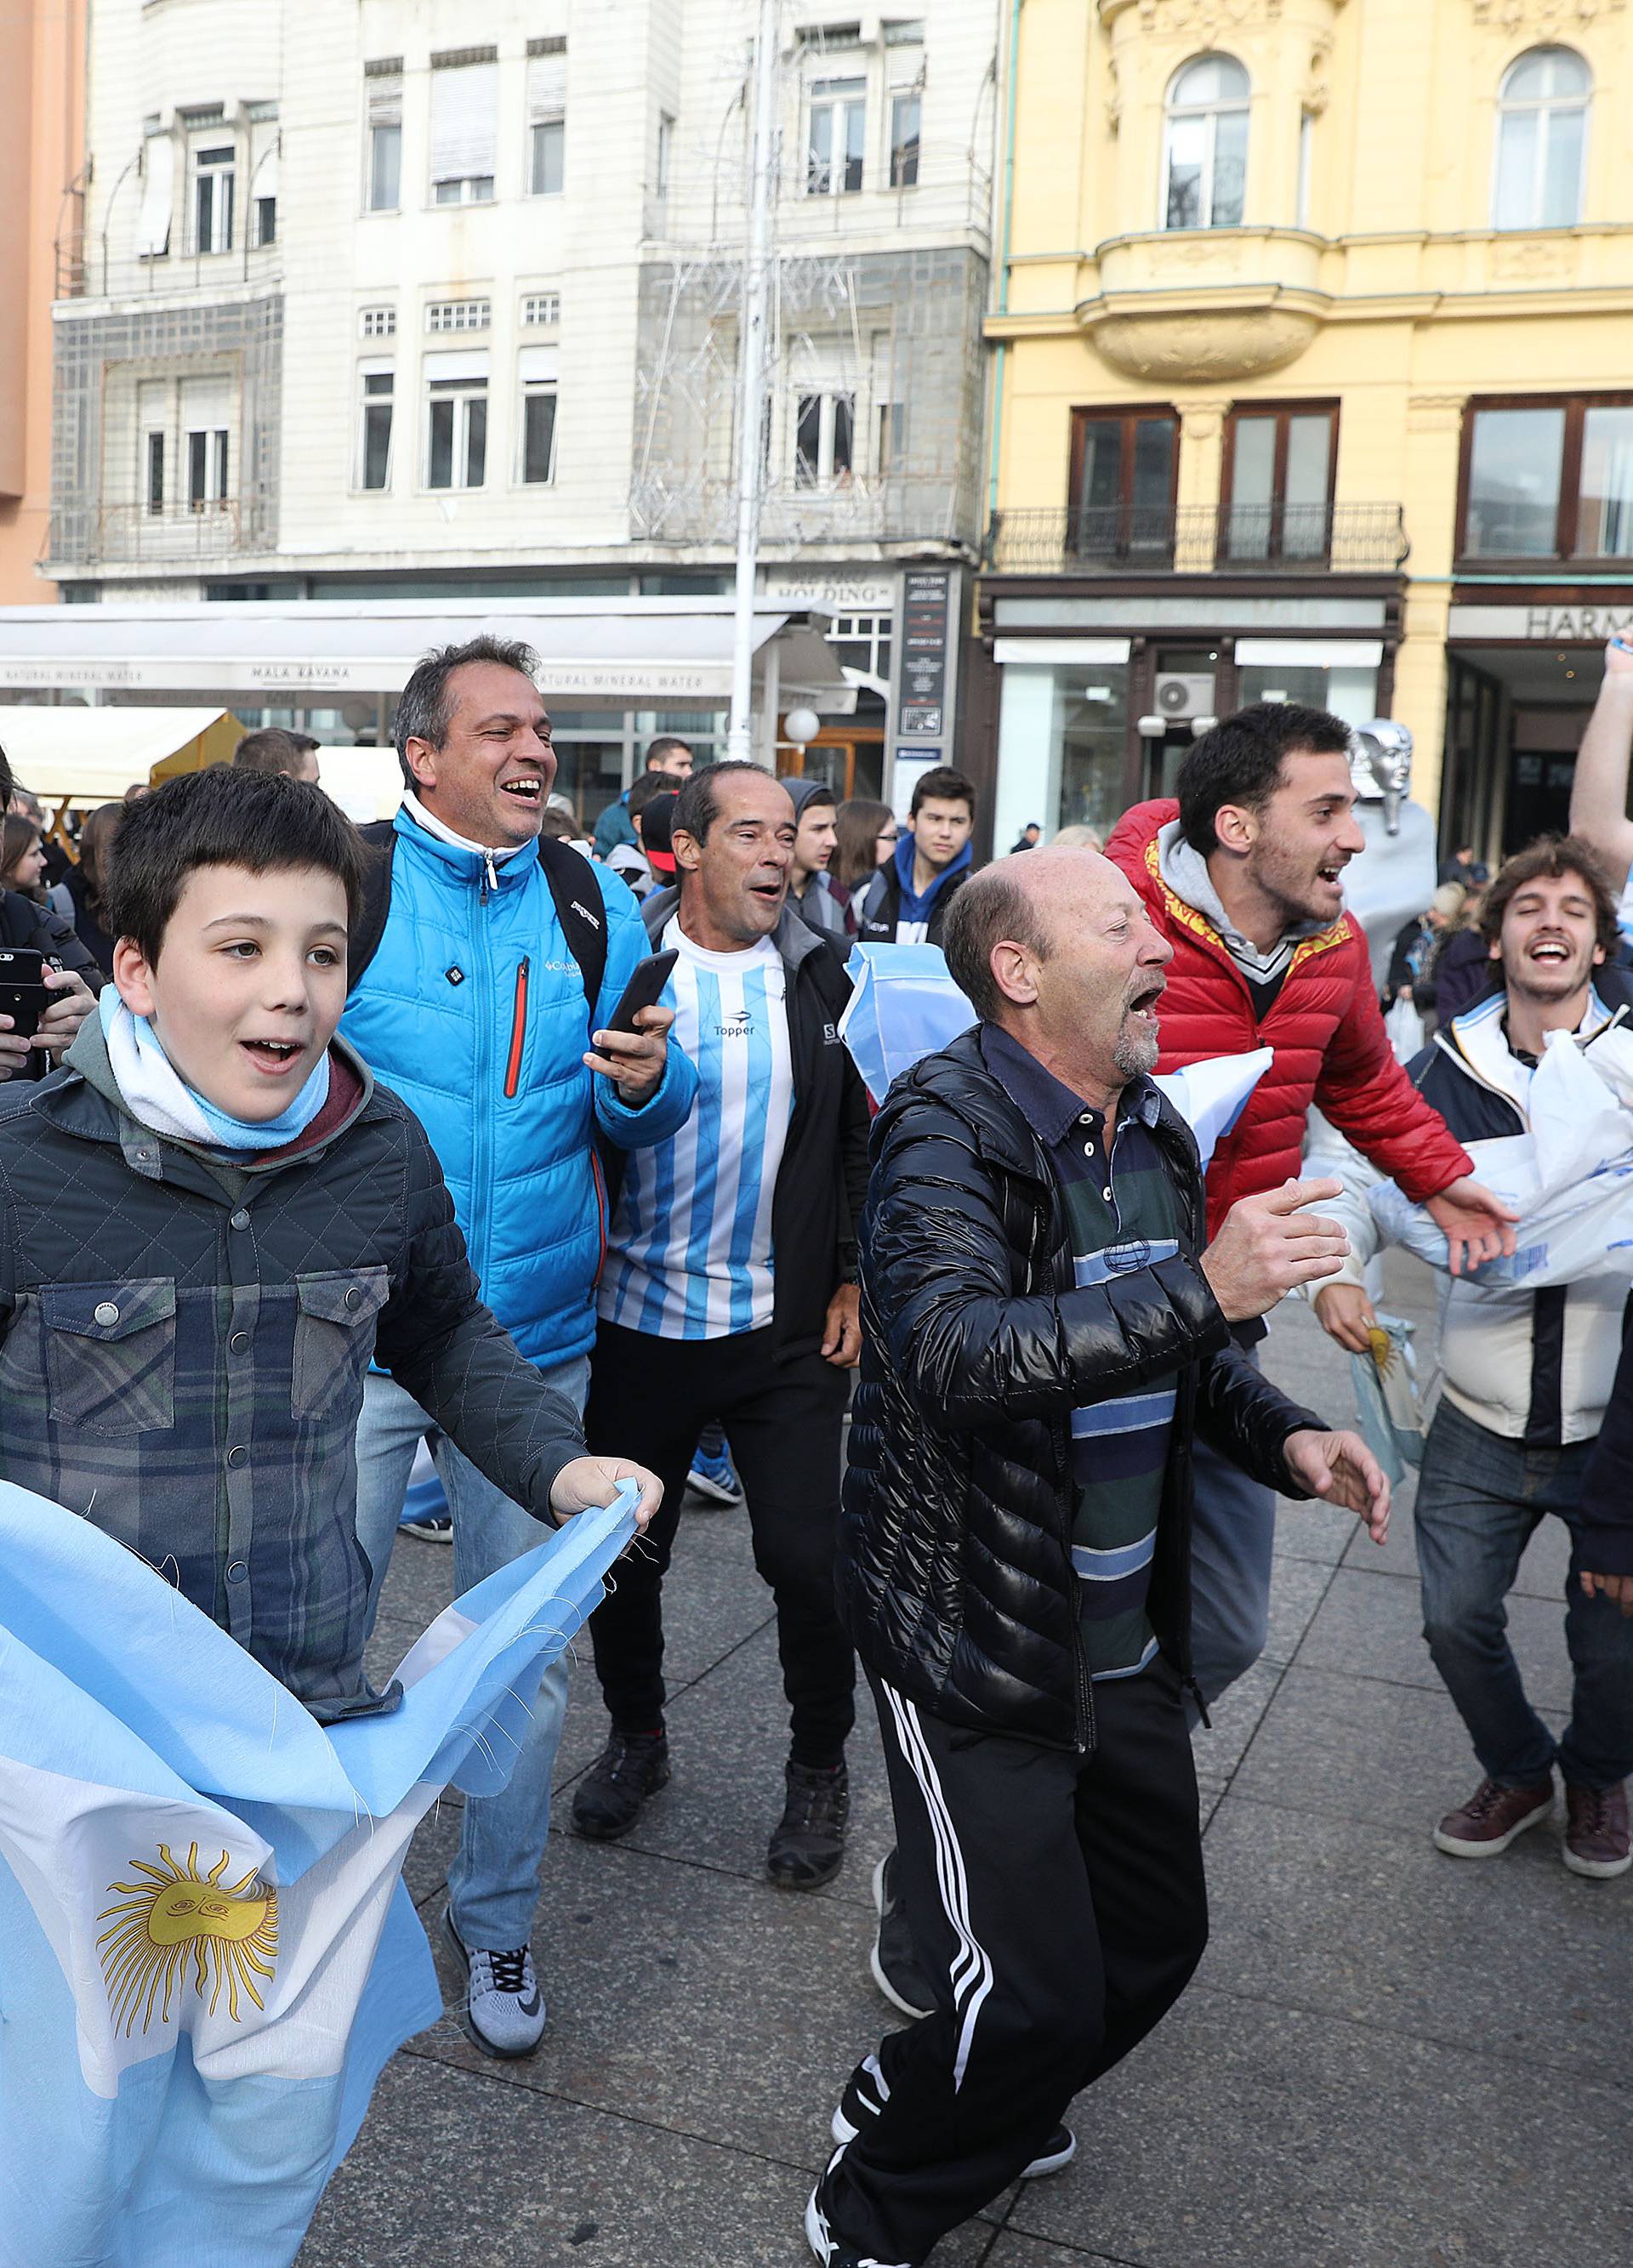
[823,1660,1208,2264]
[583,1320,856,1765]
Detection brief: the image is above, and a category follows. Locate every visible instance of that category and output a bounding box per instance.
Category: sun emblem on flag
[96,1841,278,2037]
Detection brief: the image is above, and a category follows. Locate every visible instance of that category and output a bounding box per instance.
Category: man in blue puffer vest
[342,635,697,2058]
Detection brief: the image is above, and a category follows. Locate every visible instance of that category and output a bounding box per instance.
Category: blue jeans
[353,1355,589,1950]
[1188,1356,1277,1708]
[1415,1400,1633,1792]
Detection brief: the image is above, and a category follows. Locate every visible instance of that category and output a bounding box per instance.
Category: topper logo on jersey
[714,1008,755,1037]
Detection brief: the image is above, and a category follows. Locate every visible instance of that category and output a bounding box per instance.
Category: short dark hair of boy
[105,765,373,963]
[233,727,310,776]
[392,635,540,785]
[1480,834,1620,958]
[942,861,1050,1024]
[1177,702,1353,857]
[628,770,676,821]
[672,760,777,849]
[909,766,976,821]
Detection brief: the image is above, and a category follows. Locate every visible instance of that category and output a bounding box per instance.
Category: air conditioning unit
[1155,672,1216,720]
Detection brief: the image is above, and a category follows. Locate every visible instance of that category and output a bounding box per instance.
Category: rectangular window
[425,355,487,490]
[1220,402,1337,562]
[366,62,402,211]
[807,78,865,196]
[794,391,856,487]
[1577,406,1633,558]
[360,368,394,491]
[145,430,165,516]
[192,145,235,253]
[1067,406,1179,564]
[430,51,498,205]
[528,48,567,196]
[426,298,491,333]
[520,345,558,485]
[370,122,402,210]
[360,305,397,339]
[1460,394,1633,561]
[186,427,229,510]
[1463,402,1568,557]
[254,196,276,247]
[521,291,560,327]
[889,93,920,189]
[530,120,564,196]
[656,112,674,202]
[522,389,558,485]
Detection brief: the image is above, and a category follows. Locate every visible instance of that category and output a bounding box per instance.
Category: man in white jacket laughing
[1313,836,1633,1879]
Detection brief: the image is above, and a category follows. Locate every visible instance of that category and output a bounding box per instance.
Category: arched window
[1164,55,1249,230]
[1493,48,1590,230]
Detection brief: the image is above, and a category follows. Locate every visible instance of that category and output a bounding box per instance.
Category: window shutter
[527,54,567,123]
[367,73,402,130]
[256,141,280,199]
[424,349,489,384]
[430,60,499,183]
[519,345,559,382]
[135,134,174,257]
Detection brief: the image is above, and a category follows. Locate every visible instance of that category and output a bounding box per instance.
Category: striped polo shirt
[981,1025,1183,1681]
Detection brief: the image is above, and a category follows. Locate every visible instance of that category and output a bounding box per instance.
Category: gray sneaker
[441,1907,546,2059]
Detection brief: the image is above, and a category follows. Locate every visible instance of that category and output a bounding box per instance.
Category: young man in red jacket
[1105,702,1516,1707]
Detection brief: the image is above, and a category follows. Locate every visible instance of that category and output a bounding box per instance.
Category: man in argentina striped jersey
[811,847,1390,2268]
[574,762,870,1890]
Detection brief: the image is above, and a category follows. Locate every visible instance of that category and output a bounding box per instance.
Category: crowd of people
[0,639,1629,2268]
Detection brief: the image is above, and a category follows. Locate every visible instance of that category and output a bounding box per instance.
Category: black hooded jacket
[835,1030,1322,1748]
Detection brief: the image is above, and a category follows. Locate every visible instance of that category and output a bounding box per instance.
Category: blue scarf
[99,988,332,1152]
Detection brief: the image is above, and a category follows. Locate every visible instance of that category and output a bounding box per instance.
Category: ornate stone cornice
[1471,0,1622,26]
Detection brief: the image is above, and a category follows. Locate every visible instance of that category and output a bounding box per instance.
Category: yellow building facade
[973,0,1633,861]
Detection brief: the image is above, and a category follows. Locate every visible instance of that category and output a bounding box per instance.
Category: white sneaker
[441,1906,546,2058]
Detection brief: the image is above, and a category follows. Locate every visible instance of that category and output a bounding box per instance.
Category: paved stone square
[300,1259,1632,2267]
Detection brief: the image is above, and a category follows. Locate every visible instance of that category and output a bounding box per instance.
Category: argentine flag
[0,1480,636,2268]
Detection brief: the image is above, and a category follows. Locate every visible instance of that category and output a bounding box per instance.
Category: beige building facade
[976,0,1633,862]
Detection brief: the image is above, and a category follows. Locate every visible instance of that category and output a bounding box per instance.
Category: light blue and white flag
[839,943,1269,1162]
[0,1481,636,2268]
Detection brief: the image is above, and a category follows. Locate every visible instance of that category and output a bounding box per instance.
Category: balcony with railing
[985,502,1409,577]
[45,497,273,572]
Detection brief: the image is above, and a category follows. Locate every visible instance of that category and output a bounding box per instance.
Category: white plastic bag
[1368,1027,1633,1287]
[1383,993,1425,1064]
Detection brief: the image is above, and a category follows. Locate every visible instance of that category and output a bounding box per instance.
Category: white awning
[0,706,242,803]
[0,598,857,713]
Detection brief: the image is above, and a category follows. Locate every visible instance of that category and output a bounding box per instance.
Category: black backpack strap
[346,821,397,993]
[346,823,609,1022]
[537,837,609,1024]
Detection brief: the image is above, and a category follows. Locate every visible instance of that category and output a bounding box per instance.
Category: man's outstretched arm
[1568,639,1633,892]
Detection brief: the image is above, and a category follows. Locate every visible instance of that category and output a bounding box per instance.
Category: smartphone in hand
[604,950,679,1035]
[0,948,54,1040]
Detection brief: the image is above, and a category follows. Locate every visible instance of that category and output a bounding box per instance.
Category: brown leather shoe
[1433,1775,1553,1858]
[1562,1781,1631,1879]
